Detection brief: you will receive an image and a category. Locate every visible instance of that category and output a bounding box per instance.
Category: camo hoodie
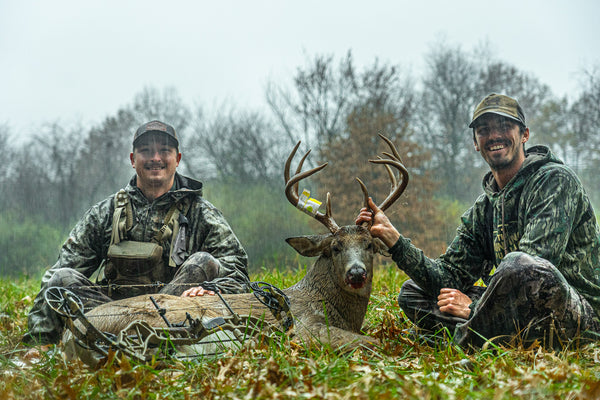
[37,173,249,294]
[390,145,600,317]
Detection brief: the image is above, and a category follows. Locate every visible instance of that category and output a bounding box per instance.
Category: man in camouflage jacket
[23,120,249,345]
[357,94,600,348]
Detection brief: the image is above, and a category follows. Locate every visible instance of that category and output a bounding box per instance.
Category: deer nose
[345,264,367,286]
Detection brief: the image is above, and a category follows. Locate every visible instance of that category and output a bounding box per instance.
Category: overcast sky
[1,0,599,137]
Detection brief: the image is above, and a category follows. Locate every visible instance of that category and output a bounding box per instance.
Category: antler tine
[284,141,301,183]
[369,158,409,212]
[356,134,410,214]
[378,133,403,162]
[321,192,338,232]
[356,177,369,209]
[293,147,312,198]
[376,155,398,190]
[284,141,340,234]
[355,177,371,229]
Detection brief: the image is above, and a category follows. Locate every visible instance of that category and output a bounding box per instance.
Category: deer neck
[296,257,371,332]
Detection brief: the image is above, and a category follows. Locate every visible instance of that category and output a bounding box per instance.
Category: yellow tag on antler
[297,189,322,216]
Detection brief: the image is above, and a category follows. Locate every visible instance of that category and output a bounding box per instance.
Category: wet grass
[2,268,600,399]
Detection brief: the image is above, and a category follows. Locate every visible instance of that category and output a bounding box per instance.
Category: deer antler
[356,134,409,213]
[284,141,340,234]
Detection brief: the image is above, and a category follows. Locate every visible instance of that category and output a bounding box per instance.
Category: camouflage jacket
[39,173,249,294]
[390,145,600,316]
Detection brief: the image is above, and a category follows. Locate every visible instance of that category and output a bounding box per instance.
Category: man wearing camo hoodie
[23,120,249,345]
[357,94,600,348]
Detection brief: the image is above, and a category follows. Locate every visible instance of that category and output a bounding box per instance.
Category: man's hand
[437,288,472,319]
[355,197,400,248]
[181,286,216,297]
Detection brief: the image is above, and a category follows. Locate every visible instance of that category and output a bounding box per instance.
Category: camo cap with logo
[133,120,179,148]
[469,93,526,128]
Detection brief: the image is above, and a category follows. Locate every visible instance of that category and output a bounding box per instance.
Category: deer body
[63,225,381,364]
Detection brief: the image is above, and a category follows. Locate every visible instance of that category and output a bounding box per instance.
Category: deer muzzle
[345,264,368,289]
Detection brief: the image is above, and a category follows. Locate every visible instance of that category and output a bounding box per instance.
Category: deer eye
[365,242,373,251]
[331,243,342,253]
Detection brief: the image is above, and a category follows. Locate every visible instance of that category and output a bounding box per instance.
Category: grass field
[1,266,600,399]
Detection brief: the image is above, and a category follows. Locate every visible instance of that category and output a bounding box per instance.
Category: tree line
[1,40,599,277]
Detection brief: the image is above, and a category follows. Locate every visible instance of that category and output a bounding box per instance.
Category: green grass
[2,268,600,399]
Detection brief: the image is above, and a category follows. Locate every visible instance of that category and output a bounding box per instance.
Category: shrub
[0,212,65,277]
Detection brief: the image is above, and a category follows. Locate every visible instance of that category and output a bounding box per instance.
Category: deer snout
[345,264,368,289]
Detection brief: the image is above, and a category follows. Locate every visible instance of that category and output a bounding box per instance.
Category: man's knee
[495,251,561,284]
[47,268,84,288]
[492,251,568,305]
[178,252,221,281]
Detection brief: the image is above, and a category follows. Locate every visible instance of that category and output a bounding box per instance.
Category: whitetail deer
[60,134,409,366]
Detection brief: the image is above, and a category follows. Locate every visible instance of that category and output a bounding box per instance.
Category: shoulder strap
[154,196,193,267]
[110,189,133,245]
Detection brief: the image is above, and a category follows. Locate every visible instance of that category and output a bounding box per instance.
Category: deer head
[284,134,409,295]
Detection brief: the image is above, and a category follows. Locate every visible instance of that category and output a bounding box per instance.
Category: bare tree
[266,51,416,164]
[78,109,138,206]
[37,123,86,223]
[187,104,284,183]
[417,42,482,201]
[1,121,86,226]
[569,66,600,205]
[527,98,572,162]
[131,86,191,133]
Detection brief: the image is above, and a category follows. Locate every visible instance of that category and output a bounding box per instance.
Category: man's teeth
[489,144,504,151]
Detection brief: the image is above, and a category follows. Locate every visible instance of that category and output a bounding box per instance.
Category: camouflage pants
[23,252,221,345]
[398,252,600,349]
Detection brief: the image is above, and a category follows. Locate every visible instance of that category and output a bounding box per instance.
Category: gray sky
[1,0,599,136]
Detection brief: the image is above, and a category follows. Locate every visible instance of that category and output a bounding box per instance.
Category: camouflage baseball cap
[133,120,179,147]
[469,93,526,128]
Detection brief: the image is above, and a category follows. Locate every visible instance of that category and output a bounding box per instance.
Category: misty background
[1,1,599,277]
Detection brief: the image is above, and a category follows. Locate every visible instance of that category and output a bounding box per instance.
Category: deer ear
[286,234,333,257]
[374,238,390,256]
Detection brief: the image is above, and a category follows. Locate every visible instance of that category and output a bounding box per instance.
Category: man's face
[130,133,181,193]
[473,115,529,172]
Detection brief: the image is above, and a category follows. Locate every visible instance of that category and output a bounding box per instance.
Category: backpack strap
[154,196,192,267]
[110,189,133,246]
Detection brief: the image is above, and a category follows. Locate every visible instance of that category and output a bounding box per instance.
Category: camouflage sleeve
[39,198,113,289]
[188,199,250,294]
[389,200,490,296]
[518,165,584,266]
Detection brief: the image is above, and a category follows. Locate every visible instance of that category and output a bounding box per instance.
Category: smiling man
[23,120,250,346]
[356,94,600,348]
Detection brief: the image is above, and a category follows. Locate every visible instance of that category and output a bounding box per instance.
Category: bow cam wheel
[44,287,84,318]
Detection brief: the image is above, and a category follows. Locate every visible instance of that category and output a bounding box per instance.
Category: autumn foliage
[313,107,449,258]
